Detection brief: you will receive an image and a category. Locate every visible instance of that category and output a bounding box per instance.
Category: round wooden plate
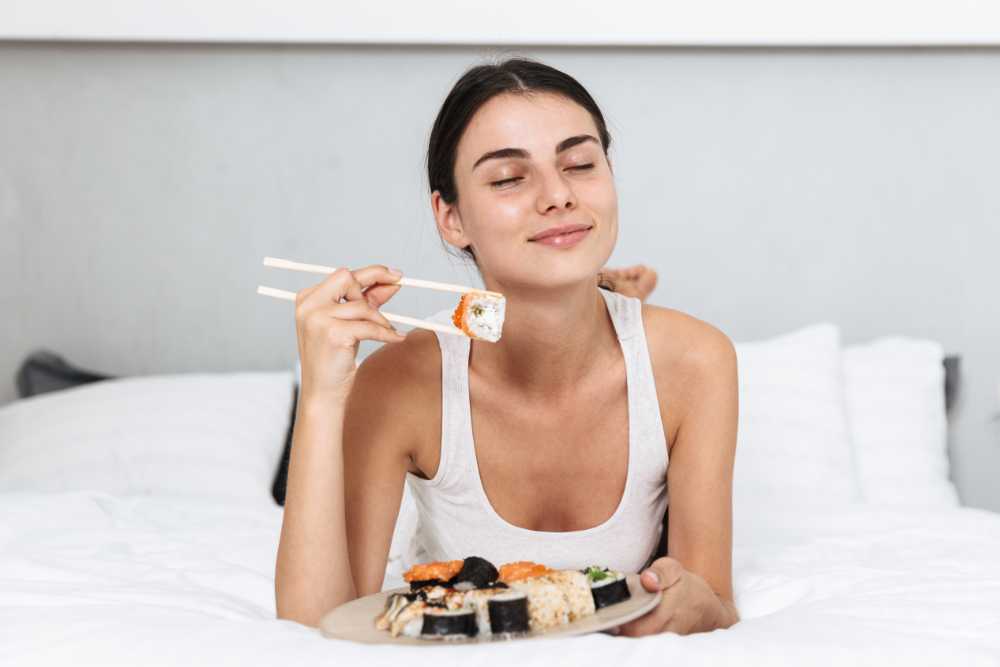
[318,574,661,645]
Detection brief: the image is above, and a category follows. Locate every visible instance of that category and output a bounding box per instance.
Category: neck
[471,282,618,393]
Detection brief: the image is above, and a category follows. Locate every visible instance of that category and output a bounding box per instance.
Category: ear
[431,191,471,251]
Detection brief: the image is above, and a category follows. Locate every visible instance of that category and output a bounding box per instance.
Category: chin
[495,258,609,293]
[480,233,614,292]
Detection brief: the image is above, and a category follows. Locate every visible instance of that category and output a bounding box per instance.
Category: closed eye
[490,177,523,189]
[566,163,595,172]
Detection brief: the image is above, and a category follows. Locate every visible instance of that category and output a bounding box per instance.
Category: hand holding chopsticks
[257,257,506,341]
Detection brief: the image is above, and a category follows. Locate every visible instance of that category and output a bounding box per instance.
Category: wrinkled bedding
[3,491,999,666]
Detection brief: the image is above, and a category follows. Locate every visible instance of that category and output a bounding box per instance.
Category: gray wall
[2,43,998,510]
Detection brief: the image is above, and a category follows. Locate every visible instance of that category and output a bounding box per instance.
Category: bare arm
[273,265,407,627]
[620,317,739,636]
[342,342,436,597]
[274,396,355,625]
[662,326,739,628]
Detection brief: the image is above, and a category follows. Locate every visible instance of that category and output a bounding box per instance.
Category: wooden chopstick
[255,285,465,337]
[263,256,502,298]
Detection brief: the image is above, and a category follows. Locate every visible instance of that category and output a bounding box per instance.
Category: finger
[638,266,658,289]
[617,600,675,638]
[334,319,407,346]
[641,557,684,592]
[342,274,365,304]
[352,264,404,291]
[328,299,399,333]
[304,268,358,309]
[363,283,402,309]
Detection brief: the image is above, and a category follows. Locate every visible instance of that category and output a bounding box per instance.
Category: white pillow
[843,338,959,506]
[0,371,294,503]
[733,323,861,516]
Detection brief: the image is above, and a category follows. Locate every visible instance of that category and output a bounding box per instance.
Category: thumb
[640,557,684,592]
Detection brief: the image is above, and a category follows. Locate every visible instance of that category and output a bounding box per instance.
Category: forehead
[455,92,600,168]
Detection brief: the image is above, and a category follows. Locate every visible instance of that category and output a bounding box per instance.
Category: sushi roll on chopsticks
[452,292,506,343]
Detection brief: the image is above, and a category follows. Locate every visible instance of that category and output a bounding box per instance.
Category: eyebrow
[472,134,600,171]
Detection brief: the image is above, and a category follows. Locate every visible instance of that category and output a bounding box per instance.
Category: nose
[535,167,577,215]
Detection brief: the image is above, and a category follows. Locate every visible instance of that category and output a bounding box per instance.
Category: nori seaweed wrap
[408,578,445,591]
[421,608,479,638]
[487,591,530,635]
[448,556,500,589]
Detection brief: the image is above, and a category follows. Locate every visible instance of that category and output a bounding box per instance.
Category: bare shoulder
[344,330,441,456]
[641,304,736,375]
[640,304,737,446]
[353,329,441,397]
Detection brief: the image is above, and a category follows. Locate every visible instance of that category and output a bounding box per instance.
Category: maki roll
[452,292,506,343]
[583,566,631,609]
[421,607,479,640]
[459,587,506,637]
[487,591,530,636]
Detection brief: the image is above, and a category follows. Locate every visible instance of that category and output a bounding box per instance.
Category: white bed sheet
[2,490,999,666]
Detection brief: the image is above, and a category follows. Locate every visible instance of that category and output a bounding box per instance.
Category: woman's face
[435,92,618,292]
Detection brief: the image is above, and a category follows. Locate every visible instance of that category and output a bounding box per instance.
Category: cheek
[465,191,530,242]
[581,177,618,222]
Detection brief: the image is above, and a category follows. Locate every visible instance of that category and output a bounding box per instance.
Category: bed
[2,323,999,666]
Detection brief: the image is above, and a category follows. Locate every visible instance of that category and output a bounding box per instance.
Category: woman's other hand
[615,557,738,637]
[599,264,659,303]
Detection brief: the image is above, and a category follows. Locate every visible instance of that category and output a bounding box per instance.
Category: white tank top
[405,288,669,574]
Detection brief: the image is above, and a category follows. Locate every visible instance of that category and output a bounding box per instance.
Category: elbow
[275,579,325,629]
[715,599,740,630]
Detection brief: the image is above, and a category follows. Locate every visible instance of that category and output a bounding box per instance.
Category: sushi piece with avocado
[582,565,631,609]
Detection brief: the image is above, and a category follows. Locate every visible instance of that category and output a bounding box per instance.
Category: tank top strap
[599,289,670,470]
[599,286,640,341]
[425,308,474,491]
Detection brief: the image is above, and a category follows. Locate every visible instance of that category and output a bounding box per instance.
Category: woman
[275,58,739,637]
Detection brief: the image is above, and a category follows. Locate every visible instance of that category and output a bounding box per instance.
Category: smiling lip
[528,225,592,245]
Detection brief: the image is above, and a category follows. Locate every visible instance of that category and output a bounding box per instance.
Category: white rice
[462,293,505,342]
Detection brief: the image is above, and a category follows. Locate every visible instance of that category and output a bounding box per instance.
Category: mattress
[2,490,998,666]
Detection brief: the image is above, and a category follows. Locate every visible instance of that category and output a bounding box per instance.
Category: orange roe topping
[451,294,472,335]
[498,561,553,583]
[402,560,464,583]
